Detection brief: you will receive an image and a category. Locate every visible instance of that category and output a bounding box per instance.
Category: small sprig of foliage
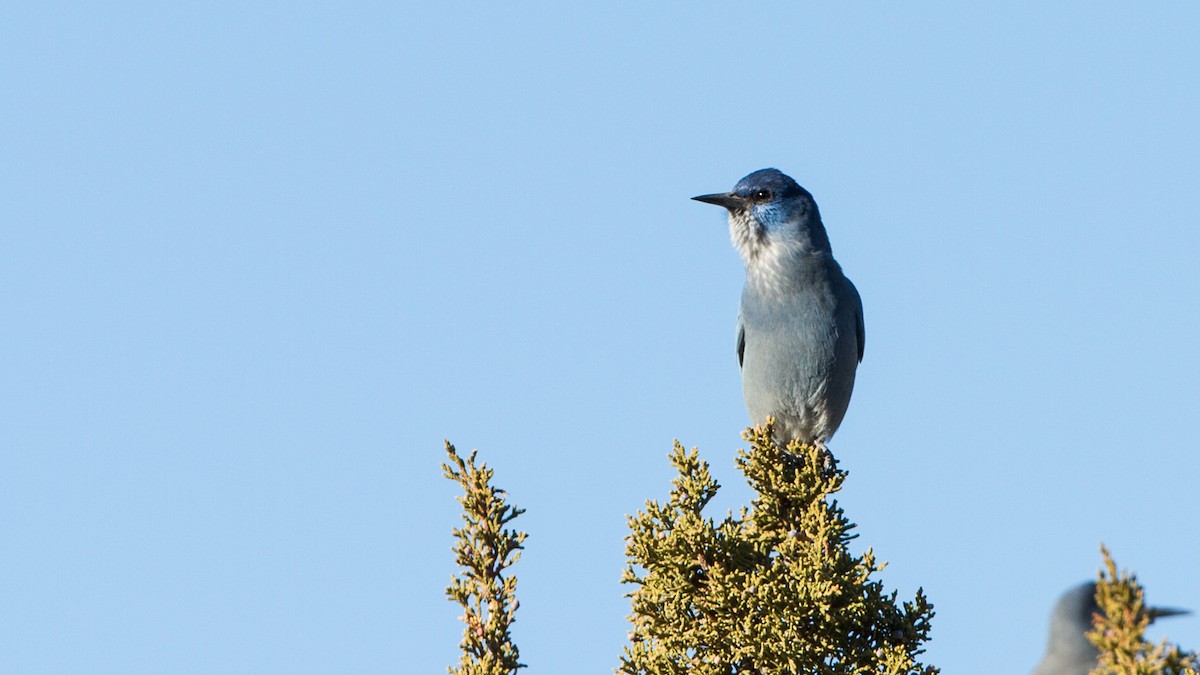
[619,424,937,674]
[1089,546,1198,675]
[443,442,527,675]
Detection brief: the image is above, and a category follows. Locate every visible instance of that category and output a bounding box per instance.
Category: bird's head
[693,168,830,265]
[1039,581,1190,672]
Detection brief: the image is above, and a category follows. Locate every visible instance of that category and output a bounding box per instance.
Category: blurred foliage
[1089,546,1198,675]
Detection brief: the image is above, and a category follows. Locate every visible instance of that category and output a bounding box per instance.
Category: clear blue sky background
[3,3,1198,673]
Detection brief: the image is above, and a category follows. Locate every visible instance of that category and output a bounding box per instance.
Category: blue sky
[3,3,1198,673]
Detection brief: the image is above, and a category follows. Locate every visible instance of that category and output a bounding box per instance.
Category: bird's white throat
[730,214,817,295]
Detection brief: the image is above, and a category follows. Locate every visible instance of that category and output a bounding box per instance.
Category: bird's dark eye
[752,189,773,201]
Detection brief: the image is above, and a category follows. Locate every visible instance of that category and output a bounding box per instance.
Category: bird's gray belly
[740,289,858,443]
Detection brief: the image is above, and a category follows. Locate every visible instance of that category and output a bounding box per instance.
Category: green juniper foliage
[1089,546,1198,675]
[620,423,937,674]
[443,442,527,675]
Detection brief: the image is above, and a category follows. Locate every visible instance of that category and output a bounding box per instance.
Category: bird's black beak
[692,192,745,211]
[1149,605,1190,621]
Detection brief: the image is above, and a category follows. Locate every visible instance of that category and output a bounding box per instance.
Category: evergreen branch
[444,442,527,675]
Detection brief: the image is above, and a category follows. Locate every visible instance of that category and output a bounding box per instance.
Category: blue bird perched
[693,168,864,446]
[1032,581,1188,675]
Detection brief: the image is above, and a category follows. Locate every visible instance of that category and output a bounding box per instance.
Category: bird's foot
[816,441,838,472]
